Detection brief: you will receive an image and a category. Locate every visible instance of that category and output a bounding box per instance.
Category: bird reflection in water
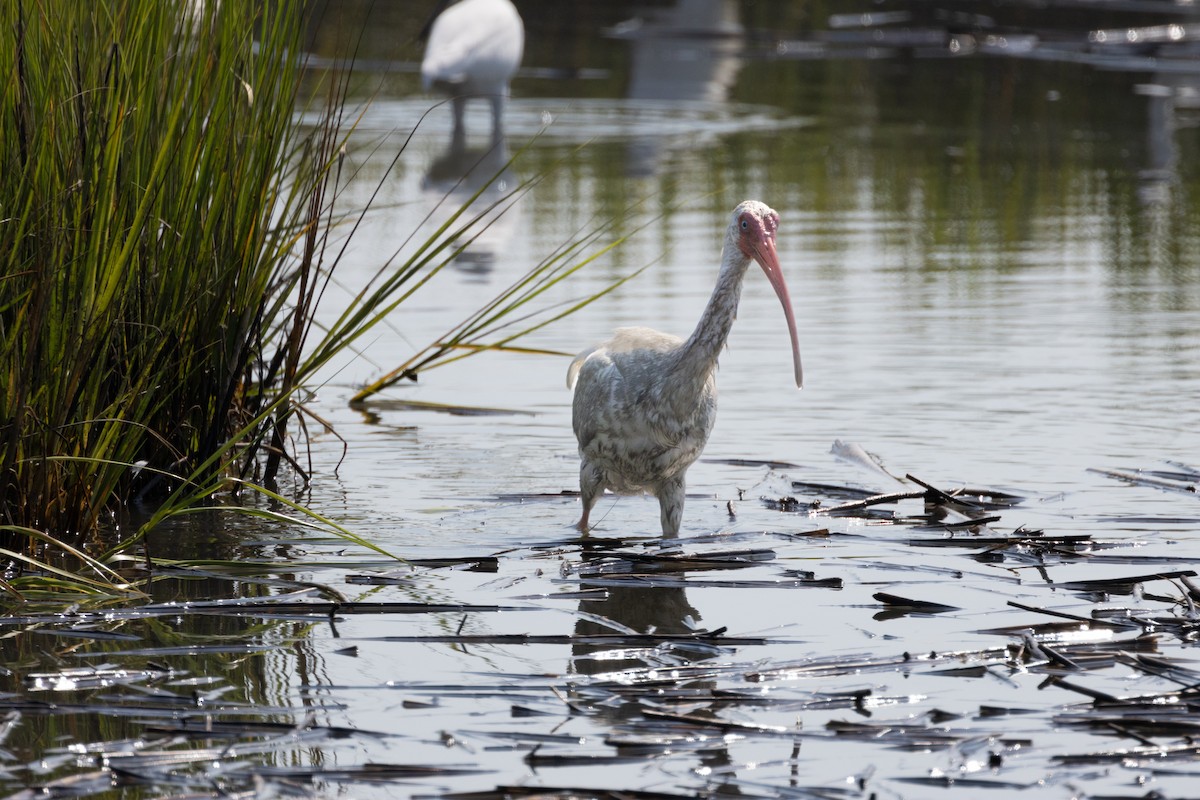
[419,0,524,278]
[615,0,744,176]
[420,0,523,148]
[569,554,747,795]
[421,137,518,279]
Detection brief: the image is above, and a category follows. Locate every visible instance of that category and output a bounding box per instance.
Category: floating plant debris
[872,592,960,613]
[136,599,533,617]
[1053,569,1198,595]
[493,489,579,502]
[907,533,1092,548]
[762,494,820,513]
[433,787,705,800]
[701,457,800,469]
[816,489,925,515]
[574,548,777,575]
[779,472,1024,522]
[346,555,501,579]
[8,459,1200,799]
[371,632,769,647]
[355,397,537,417]
[787,481,878,501]
[1091,466,1199,495]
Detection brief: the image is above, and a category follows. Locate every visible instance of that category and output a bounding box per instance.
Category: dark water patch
[787,481,878,501]
[0,694,296,719]
[1052,742,1200,767]
[28,628,143,642]
[825,717,1033,752]
[347,555,502,577]
[493,489,579,502]
[509,588,608,601]
[913,514,1004,531]
[893,774,1036,789]
[144,718,381,740]
[140,599,531,618]
[70,644,281,658]
[368,632,768,647]
[559,574,841,590]
[907,532,1092,548]
[745,648,1009,682]
[522,750,652,768]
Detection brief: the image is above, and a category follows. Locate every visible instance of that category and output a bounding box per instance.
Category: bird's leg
[489,95,505,145]
[451,95,466,150]
[577,461,603,534]
[657,475,686,538]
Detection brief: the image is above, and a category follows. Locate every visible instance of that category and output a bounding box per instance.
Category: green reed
[0,0,351,585]
[0,1,642,596]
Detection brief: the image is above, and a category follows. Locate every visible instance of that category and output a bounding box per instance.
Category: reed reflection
[421,135,520,279]
[618,0,744,176]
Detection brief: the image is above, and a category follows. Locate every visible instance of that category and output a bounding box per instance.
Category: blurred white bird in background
[420,0,524,146]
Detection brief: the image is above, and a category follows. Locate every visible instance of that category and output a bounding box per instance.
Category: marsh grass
[0,1,642,596]
[2,0,324,552]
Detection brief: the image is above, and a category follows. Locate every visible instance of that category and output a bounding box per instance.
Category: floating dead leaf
[701,457,800,469]
[872,592,960,613]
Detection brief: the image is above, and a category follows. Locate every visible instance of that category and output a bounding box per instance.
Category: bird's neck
[673,247,751,388]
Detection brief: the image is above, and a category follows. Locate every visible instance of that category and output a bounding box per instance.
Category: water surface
[4,2,1200,797]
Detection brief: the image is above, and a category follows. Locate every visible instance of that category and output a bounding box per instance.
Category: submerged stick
[817,490,925,515]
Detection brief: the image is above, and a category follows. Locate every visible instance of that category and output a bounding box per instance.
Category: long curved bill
[751,237,803,389]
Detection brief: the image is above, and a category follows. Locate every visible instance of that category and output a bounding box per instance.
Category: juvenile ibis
[567,201,803,536]
[420,0,524,145]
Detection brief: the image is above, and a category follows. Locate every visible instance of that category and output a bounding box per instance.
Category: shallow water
[4,2,1200,798]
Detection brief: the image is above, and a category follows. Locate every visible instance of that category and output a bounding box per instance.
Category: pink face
[736,208,780,261]
[736,205,803,389]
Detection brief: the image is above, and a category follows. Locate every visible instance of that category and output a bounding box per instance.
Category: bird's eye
[740,219,748,230]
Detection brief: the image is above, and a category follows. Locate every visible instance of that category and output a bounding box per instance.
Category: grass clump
[0,1,644,594]
[0,0,334,561]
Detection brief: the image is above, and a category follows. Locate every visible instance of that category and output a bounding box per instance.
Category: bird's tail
[566,347,597,390]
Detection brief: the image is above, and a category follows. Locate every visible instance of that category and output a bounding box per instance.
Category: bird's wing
[569,347,618,451]
[569,328,686,453]
[567,327,678,390]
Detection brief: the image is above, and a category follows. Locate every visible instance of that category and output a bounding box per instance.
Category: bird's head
[731,200,803,389]
[732,200,779,261]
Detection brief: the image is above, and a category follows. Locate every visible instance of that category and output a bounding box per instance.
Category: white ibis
[420,0,524,145]
[567,201,803,536]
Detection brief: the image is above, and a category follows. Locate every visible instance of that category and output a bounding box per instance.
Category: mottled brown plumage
[568,201,803,535]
